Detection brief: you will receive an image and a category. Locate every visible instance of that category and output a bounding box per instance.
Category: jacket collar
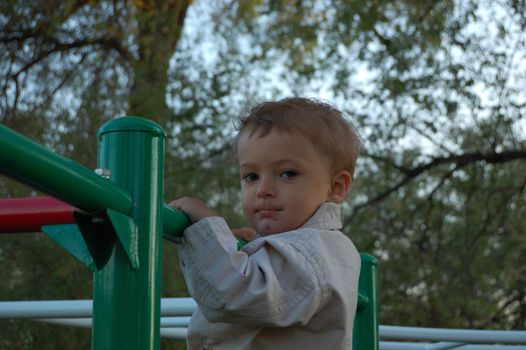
[301,202,342,231]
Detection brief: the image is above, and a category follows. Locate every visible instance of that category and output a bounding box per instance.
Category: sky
[170,0,526,153]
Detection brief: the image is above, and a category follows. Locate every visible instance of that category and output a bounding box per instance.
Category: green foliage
[349,159,526,328]
[0,233,93,349]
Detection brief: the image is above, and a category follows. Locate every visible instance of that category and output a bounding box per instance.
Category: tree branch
[348,150,526,220]
[364,152,411,173]
[13,36,131,78]
[426,162,463,200]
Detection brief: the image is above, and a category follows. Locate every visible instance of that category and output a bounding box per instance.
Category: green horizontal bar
[0,122,192,238]
[162,204,191,239]
[162,205,248,250]
[0,124,132,214]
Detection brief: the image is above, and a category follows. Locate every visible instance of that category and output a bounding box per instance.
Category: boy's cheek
[240,200,252,218]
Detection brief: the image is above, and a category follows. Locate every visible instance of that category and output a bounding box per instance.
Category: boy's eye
[280,170,298,179]
[242,173,259,182]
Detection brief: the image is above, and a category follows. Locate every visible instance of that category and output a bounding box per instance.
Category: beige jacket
[176,203,361,350]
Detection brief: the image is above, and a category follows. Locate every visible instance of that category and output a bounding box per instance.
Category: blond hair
[236,97,362,178]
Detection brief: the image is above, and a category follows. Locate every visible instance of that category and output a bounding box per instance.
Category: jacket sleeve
[176,216,327,327]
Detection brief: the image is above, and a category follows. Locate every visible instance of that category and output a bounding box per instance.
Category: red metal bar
[0,196,75,233]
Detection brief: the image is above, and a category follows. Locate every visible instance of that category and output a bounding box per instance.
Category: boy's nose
[256,178,276,198]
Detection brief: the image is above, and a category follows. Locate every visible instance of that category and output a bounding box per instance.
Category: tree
[1,0,191,123]
[172,0,526,327]
[1,0,525,348]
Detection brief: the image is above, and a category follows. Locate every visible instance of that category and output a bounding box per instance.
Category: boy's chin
[256,222,296,236]
[255,223,280,236]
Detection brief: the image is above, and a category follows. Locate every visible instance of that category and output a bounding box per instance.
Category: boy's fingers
[232,227,256,241]
[169,197,195,211]
[169,197,185,209]
[169,197,217,223]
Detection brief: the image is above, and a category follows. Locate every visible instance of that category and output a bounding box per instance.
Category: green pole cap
[98,116,166,141]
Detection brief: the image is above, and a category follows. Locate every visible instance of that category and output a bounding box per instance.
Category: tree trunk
[128,0,191,125]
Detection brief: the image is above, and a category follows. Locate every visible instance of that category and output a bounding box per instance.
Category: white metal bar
[0,298,196,319]
[34,318,190,339]
[161,317,192,327]
[161,327,187,339]
[380,342,526,350]
[463,347,526,350]
[2,299,526,347]
[380,326,526,344]
[380,342,448,350]
[160,298,197,316]
[428,342,465,350]
[160,327,187,339]
[34,317,192,328]
[0,299,93,318]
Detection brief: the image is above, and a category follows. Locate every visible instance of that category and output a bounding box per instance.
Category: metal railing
[1,298,524,349]
[0,117,190,350]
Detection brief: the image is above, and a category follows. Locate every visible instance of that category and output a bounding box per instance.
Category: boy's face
[238,129,333,236]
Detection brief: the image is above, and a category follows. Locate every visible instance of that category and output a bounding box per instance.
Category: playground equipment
[0,117,190,349]
[1,299,525,349]
[0,117,379,350]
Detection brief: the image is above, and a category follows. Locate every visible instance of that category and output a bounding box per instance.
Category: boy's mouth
[257,208,281,218]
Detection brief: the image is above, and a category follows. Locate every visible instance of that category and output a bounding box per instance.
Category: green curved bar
[0,124,132,215]
[162,204,191,239]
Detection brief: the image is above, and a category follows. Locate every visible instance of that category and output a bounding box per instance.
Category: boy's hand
[169,197,217,223]
[232,227,257,242]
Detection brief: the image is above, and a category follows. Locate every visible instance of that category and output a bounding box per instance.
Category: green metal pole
[353,253,379,350]
[92,117,165,350]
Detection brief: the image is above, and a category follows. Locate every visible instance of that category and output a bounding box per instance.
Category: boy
[171,97,362,350]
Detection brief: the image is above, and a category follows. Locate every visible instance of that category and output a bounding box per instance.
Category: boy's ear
[327,170,352,203]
